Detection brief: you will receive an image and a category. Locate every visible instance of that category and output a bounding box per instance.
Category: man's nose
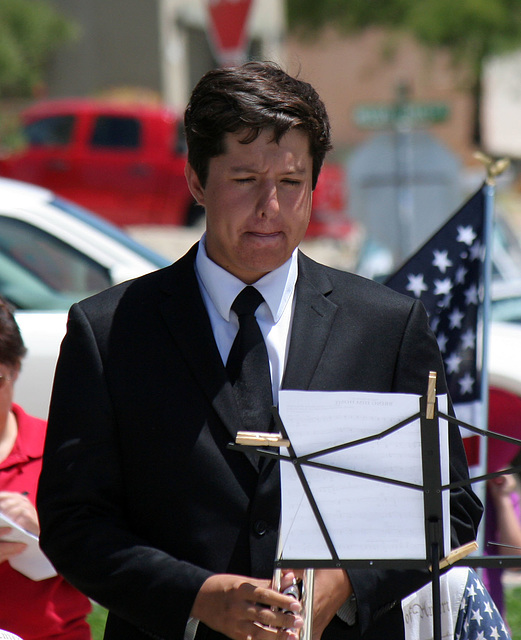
[257,182,280,217]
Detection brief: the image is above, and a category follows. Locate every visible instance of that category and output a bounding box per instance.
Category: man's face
[185,128,313,284]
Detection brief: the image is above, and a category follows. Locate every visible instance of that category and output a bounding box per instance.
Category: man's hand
[0,527,26,564]
[191,573,303,640]
[488,473,517,500]
[0,492,40,566]
[300,568,353,640]
[0,491,40,535]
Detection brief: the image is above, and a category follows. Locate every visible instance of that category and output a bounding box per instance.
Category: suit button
[253,520,268,536]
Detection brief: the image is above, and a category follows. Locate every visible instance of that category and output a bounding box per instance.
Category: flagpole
[475,154,510,556]
[475,179,493,557]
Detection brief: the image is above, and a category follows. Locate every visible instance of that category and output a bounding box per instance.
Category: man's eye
[282,179,301,185]
[235,177,255,183]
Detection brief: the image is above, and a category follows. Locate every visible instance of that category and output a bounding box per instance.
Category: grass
[87,603,108,639]
[506,586,521,639]
[87,587,521,639]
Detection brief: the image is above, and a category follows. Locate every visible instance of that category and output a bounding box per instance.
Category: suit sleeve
[37,303,213,640]
[345,299,483,636]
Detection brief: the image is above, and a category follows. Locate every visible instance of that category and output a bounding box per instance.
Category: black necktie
[226,286,273,433]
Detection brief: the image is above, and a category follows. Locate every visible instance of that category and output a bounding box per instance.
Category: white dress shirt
[195,234,298,404]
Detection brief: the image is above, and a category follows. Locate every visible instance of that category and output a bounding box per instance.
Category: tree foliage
[287,0,521,143]
[286,0,521,78]
[0,0,78,97]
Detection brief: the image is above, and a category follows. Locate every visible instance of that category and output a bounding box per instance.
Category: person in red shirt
[0,296,92,640]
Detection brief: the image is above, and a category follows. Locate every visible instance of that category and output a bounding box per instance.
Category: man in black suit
[37,62,481,640]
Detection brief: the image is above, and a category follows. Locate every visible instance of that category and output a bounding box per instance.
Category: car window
[51,197,170,268]
[90,115,141,148]
[25,115,75,147]
[0,216,111,310]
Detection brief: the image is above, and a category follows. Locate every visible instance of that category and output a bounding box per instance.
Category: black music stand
[229,373,521,640]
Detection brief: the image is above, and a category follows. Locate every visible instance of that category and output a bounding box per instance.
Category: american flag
[454,569,511,640]
[384,185,487,466]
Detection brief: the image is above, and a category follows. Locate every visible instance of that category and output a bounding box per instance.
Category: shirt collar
[0,403,44,469]
[195,234,298,323]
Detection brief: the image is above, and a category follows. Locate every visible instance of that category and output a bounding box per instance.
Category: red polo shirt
[0,404,92,640]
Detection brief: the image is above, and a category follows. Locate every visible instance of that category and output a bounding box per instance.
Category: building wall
[44,0,286,111]
[286,27,477,165]
[46,0,162,99]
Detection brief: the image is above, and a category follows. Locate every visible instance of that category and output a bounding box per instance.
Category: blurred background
[3,0,521,269]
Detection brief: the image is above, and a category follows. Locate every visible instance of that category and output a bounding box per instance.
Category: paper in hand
[0,510,57,580]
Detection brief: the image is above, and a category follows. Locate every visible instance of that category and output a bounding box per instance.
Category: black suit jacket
[37,245,482,640]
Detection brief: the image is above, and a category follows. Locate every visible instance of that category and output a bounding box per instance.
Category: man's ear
[185,163,205,206]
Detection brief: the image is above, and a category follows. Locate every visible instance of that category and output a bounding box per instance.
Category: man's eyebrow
[229,165,308,174]
[229,165,259,173]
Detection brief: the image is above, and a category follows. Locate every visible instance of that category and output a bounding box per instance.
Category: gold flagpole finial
[474,151,511,186]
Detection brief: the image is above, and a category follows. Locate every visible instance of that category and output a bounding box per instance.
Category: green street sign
[353,102,450,129]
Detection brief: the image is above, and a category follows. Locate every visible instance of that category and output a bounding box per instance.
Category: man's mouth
[248,231,280,237]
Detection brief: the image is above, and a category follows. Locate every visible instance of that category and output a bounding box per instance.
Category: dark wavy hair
[0,296,26,368]
[184,61,332,189]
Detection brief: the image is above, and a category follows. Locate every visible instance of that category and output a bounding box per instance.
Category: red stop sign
[207,0,254,65]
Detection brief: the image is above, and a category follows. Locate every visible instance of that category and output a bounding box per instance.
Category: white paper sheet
[0,511,57,580]
[277,390,450,562]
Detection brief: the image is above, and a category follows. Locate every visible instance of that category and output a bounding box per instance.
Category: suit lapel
[282,252,338,390]
[158,245,259,468]
[157,248,337,464]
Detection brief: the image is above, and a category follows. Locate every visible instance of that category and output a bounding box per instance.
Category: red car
[0,98,198,226]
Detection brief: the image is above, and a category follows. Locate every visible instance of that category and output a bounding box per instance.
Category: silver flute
[273,568,315,640]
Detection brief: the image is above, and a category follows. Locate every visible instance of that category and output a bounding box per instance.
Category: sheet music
[278,390,450,562]
[0,511,57,581]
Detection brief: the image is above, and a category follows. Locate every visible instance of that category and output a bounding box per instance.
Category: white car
[489,321,521,397]
[0,177,169,418]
